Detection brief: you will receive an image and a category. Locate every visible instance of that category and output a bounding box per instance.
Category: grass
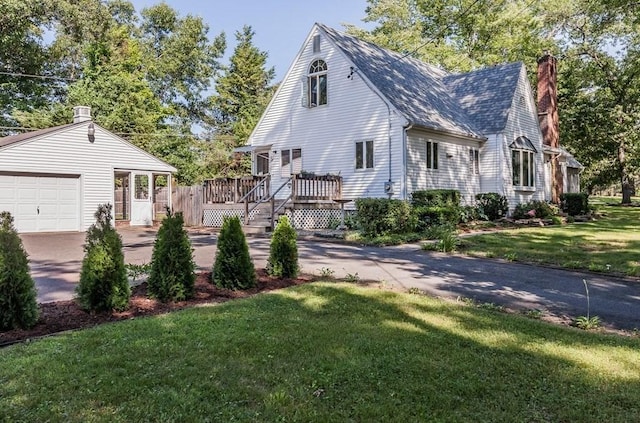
[459,197,640,276]
[2,282,639,422]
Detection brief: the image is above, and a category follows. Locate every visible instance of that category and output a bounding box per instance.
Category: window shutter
[301,77,309,107]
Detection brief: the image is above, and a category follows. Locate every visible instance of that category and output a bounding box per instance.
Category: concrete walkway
[20,227,640,331]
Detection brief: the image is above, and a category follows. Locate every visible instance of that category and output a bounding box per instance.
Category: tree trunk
[618,143,633,204]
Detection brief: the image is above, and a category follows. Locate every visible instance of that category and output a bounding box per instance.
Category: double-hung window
[303,59,327,107]
[426,141,438,169]
[469,148,479,174]
[510,136,536,188]
[355,140,374,170]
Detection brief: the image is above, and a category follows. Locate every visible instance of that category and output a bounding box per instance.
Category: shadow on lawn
[2,282,639,422]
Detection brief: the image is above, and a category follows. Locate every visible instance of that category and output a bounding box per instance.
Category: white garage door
[0,174,80,232]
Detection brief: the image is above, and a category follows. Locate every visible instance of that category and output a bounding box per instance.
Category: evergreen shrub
[77,204,130,312]
[267,216,299,278]
[560,193,589,216]
[0,212,38,330]
[411,189,462,228]
[475,193,509,221]
[213,215,255,289]
[148,210,195,302]
[512,200,556,219]
[355,198,416,237]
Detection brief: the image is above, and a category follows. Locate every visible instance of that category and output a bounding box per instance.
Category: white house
[245,23,580,211]
[0,106,176,233]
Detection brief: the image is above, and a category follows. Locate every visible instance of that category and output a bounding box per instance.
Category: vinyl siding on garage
[0,122,174,231]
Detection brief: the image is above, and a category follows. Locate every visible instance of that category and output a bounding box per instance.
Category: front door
[131,172,152,225]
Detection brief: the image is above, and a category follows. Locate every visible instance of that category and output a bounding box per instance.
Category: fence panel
[172,186,203,226]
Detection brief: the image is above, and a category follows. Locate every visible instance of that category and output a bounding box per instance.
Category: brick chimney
[73,106,92,123]
[537,52,563,202]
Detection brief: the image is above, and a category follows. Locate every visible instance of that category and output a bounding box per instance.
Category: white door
[0,174,80,232]
[130,172,153,226]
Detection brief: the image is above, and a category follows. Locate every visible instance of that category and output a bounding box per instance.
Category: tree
[147,210,195,302]
[210,25,275,146]
[267,216,299,278]
[0,212,38,330]
[212,216,255,290]
[77,204,130,312]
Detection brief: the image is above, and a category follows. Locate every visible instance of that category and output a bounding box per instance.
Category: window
[281,148,302,176]
[426,141,438,169]
[134,174,149,200]
[256,151,269,175]
[303,59,327,107]
[469,148,479,174]
[510,136,536,188]
[355,140,374,170]
[312,34,321,53]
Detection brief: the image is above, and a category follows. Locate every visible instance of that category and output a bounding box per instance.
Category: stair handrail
[241,176,271,225]
[238,175,270,204]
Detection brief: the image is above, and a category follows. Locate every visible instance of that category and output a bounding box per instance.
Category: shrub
[411,190,460,207]
[512,200,556,219]
[213,216,256,289]
[0,212,38,330]
[77,204,130,312]
[475,193,508,221]
[147,210,195,302]
[267,216,299,278]
[355,198,416,237]
[560,193,589,216]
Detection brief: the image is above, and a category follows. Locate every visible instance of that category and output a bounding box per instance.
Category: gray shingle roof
[319,24,523,139]
[444,62,523,134]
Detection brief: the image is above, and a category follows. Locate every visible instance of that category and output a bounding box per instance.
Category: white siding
[0,124,175,230]
[496,67,547,210]
[249,26,406,202]
[406,129,482,205]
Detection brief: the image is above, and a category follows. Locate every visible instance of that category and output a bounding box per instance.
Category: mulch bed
[0,270,316,347]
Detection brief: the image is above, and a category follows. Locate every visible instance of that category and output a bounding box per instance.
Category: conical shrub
[267,215,299,278]
[0,212,38,330]
[213,215,255,289]
[77,204,130,312]
[148,210,195,302]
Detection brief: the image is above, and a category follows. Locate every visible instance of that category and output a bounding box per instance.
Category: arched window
[304,59,327,107]
[510,136,536,188]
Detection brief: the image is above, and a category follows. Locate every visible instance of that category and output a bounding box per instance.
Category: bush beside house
[0,212,38,331]
[148,210,195,302]
[213,216,256,290]
[76,204,130,312]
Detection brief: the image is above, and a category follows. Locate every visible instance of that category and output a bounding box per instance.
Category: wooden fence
[172,186,203,226]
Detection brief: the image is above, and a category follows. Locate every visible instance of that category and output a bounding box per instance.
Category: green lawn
[2,283,639,422]
[459,198,640,277]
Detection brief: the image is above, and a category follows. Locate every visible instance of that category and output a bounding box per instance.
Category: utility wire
[0,71,76,82]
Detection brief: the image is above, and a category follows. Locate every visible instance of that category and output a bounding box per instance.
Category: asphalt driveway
[19,227,640,331]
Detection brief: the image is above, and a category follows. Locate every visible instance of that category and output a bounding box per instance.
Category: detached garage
[0,106,176,233]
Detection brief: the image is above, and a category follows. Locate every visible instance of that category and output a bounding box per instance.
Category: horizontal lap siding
[250,28,405,201]
[502,68,547,209]
[0,124,174,230]
[406,130,481,205]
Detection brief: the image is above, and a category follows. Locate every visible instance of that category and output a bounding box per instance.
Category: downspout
[402,121,414,200]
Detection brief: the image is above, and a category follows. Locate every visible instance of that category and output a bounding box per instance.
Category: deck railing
[292,174,342,201]
[202,174,342,204]
[203,176,270,204]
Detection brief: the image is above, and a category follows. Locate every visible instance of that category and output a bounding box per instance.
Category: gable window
[355,140,374,170]
[426,141,438,169]
[510,136,536,188]
[303,59,327,108]
[312,34,321,53]
[469,148,479,174]
[281,148,302,176]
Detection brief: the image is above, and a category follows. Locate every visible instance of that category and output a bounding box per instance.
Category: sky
[130,0,373,82]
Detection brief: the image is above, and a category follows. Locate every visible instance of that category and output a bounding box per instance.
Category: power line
[0,71,76,82]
